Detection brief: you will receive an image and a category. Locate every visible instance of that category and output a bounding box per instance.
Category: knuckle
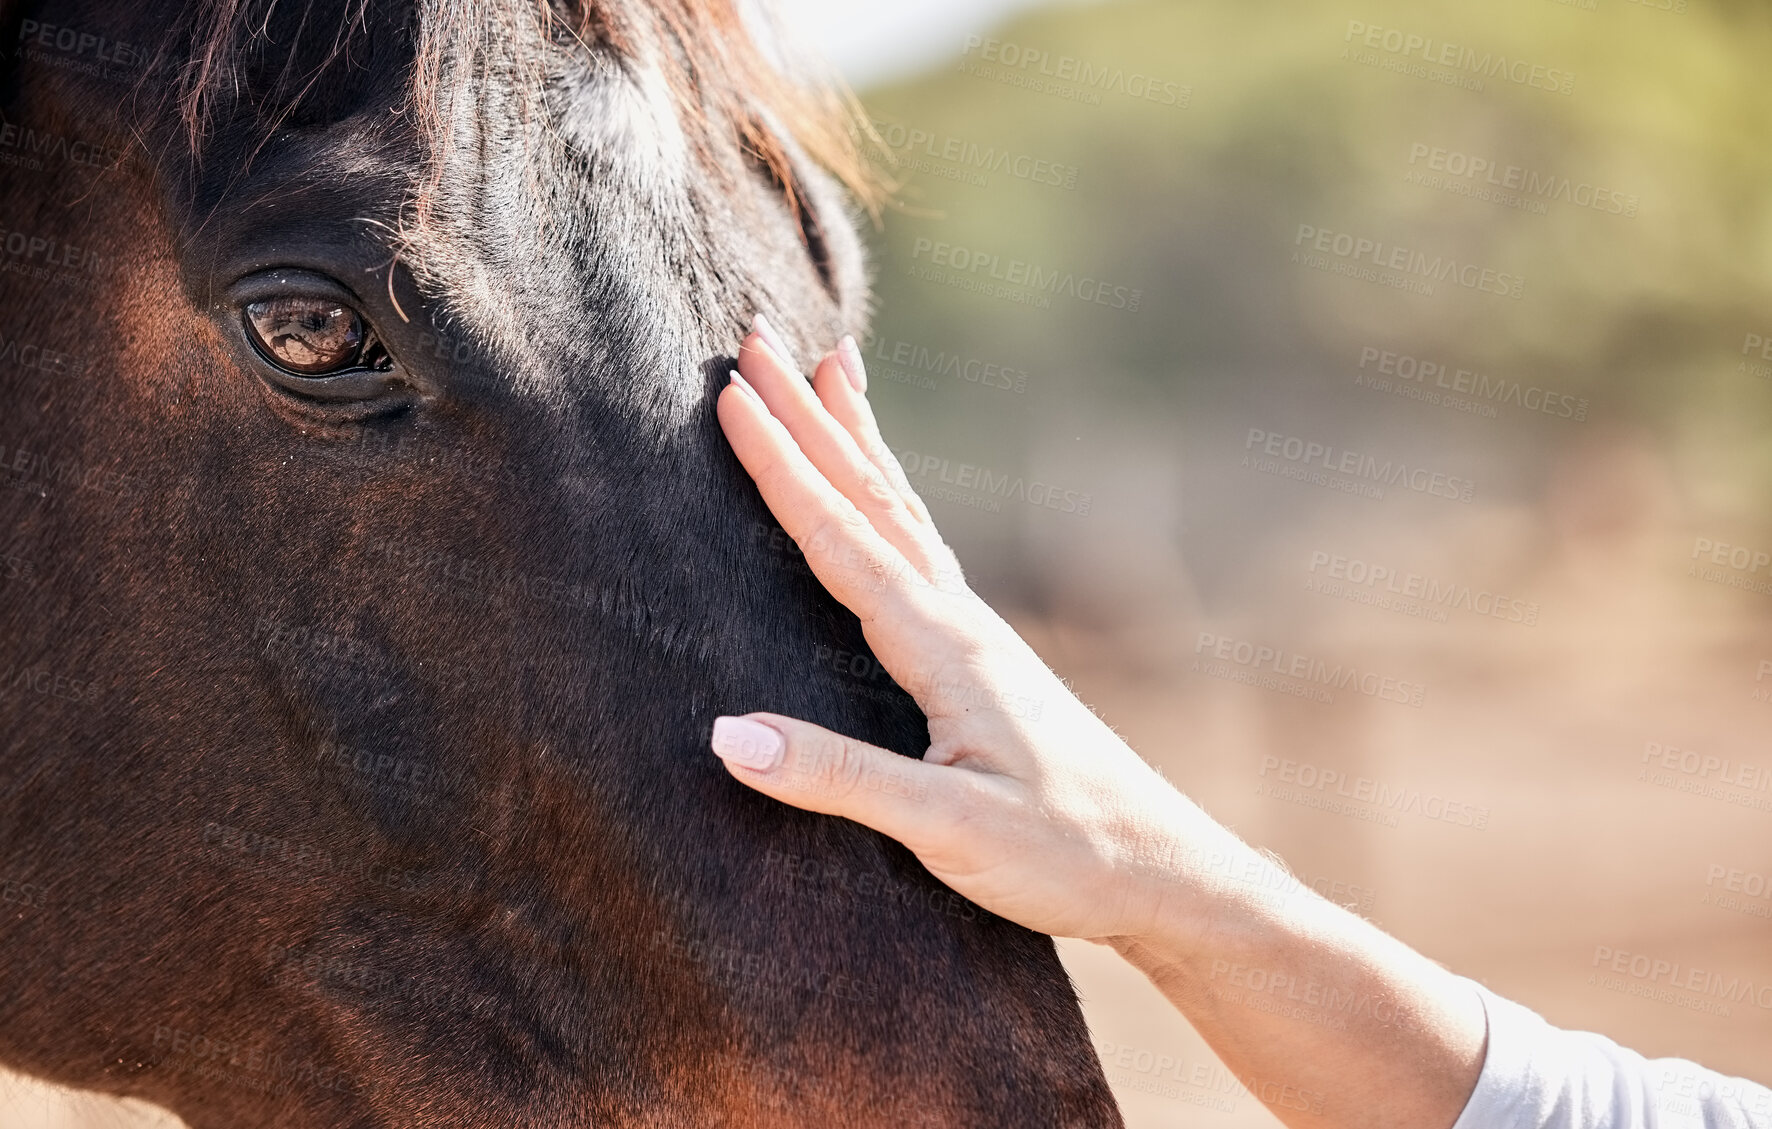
[880,451,912,485]
[875,447,918,494]
[856,468,900,513]
[840,503,873,532]
[794,731,867,800]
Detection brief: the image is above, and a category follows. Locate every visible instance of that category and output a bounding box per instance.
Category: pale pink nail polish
[711,716,783,771]
[729,369,763,403]
[837,335,867,394]
[751,313,797,369]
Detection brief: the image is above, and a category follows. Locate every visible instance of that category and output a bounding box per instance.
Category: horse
[0,1,1123,1125]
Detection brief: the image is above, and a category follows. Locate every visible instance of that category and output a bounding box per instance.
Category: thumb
[710,713,952,850]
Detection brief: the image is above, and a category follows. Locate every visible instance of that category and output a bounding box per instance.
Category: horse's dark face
[0,1,1120,1126]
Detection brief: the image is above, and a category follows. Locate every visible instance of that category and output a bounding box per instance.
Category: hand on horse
[712,315,1211,947]
[715,316,1489,1129]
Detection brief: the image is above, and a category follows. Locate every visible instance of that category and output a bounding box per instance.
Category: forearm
[1102,807,1487,1129]
[712,325,1766,1129]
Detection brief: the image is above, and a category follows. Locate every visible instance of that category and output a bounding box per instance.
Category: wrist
[1098,811,1303,986]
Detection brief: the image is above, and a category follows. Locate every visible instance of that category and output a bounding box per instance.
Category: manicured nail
[711,716,783,771]
[837,335,867,394]
[729,369,763,403]
[751,313,797,369]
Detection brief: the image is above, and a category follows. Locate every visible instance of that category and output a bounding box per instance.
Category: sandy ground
[1024,434,1772,1126]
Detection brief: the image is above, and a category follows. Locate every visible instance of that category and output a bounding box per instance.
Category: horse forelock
[135,0,875,402]
[161,0,876,222]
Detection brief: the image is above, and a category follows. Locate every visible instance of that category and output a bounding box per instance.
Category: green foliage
[855,0,1772,517]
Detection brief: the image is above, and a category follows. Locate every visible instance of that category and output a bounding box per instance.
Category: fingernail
[837,335,867,394]
[711,716,784,771]
[729,369,763,403]
[751,313,797,369]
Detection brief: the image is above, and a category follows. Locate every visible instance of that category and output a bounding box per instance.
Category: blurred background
[7,0,1770,1125]
[783,0,1772,1123]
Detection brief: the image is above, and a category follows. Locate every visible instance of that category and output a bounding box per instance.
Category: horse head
[0,2,1121,1124]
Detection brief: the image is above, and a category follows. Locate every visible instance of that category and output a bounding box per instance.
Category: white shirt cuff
[1449,977,1772,1129]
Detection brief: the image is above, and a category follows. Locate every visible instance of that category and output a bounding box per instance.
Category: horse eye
[243,296,383,376]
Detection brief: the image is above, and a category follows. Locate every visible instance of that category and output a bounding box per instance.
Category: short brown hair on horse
[0,2,1120,1126]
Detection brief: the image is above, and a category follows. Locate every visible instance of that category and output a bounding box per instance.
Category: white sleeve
[1450,978,1772,1129]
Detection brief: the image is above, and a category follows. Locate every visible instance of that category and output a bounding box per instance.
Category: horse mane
[162,0,881,218]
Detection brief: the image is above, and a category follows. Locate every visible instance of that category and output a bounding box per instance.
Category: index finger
[718,373,932,630]
[719,372,1025,728]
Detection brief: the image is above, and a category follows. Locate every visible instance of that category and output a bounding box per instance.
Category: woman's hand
[712,316,1207,944]
[713,316,1489,1129]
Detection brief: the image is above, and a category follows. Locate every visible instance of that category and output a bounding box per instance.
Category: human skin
[711,317,1488,1129]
